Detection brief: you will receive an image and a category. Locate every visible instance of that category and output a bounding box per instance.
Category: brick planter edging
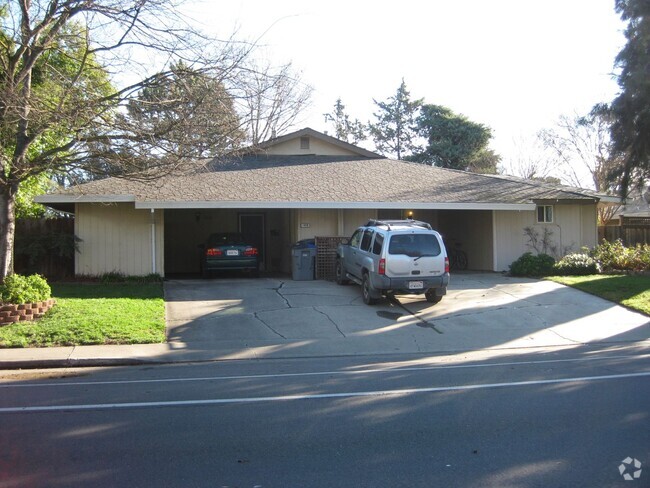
[0,299,56,326]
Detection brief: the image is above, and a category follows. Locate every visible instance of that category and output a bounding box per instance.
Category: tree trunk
[0,182,18,280]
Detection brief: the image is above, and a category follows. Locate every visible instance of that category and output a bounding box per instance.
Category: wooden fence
[598,217,650,246]
[15,217,75,280]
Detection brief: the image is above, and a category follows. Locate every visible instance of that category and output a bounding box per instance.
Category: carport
[162,204,500,278]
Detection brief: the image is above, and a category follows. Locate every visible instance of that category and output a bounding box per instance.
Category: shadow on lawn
[50,283,163,300]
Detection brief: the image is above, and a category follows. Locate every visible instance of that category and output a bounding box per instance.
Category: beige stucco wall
[264,137,360,156]
[292,208,378,240]
[75,203,164,276]
[493,203,598,271]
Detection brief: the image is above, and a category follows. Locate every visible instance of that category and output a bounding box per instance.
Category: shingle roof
[37,155,609,209]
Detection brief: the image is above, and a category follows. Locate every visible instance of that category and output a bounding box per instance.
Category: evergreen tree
[411,104,500,173]
[323,98,366,144]
[607,0,650,194]
[368,80,422,159]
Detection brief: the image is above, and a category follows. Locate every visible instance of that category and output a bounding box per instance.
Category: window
[537,205,553,223]
[349,229,362,248]
[360,229,374,252]
[388,234,441,257]
[300,136,310,149]
[372,233,384,255]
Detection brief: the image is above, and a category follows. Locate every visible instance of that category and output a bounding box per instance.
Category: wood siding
[494,203,598,271]
[75,203,164,276]
[264,138,360,156]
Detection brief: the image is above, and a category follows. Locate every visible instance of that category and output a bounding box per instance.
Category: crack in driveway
[314,307,346,337]
[252,312,287,339]
[272,281,292,308]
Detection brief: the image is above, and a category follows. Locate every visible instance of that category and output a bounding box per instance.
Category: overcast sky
[184,0,625,177]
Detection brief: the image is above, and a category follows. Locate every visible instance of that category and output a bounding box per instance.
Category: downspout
[150,208,156,274]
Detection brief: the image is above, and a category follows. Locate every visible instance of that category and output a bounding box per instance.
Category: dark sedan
[201,233,259,277]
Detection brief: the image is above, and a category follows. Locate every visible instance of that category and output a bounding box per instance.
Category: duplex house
[36,128,615,277]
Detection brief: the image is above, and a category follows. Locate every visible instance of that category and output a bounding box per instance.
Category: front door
[239,213,265,270]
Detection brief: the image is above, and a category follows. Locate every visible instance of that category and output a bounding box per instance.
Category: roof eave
[133,201,537,211]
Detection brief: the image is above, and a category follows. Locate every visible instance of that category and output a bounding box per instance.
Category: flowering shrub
[592,239,650,271]
[553,253,600,275]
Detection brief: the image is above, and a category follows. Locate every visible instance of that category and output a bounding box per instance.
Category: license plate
[408,281,424,290]
[226,250,239,256]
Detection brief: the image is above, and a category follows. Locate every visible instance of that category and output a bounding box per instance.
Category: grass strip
[548,274,650,316]
[0,283,165,348]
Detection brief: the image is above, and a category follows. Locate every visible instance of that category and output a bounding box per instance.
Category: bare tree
[538,111,623,223]
[538,112,623,192]
[501,136,556,181]
[0,0,310,279]
[237,60,312,145]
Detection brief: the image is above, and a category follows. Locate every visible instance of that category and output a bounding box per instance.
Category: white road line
[1,353,649,389]
[1,371,649,414]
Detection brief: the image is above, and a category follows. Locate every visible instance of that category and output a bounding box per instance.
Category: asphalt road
[1,344,649,488]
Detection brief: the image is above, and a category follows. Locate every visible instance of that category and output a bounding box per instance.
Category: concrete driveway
[164,273,650,359]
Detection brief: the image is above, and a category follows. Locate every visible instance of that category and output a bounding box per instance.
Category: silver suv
[336,219,450,305]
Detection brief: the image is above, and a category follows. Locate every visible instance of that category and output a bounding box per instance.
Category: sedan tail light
[243,247,258,257]
[206,248,222,256]
[445,257,450,273]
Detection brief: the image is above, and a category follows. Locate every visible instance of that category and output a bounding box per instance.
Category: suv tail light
[206,248,222,256]
[243,247,258,257]
[378,258,386,275]
[445,257,450,273]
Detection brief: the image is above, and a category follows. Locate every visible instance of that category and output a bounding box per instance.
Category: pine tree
[368,80,422,159]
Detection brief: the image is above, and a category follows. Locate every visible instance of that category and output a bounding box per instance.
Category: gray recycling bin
[291,239,316,281]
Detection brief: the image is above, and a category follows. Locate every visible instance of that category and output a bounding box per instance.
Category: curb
[0,358,161,370]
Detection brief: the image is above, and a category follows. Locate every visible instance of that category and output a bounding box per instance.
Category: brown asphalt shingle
[42,156,603,205]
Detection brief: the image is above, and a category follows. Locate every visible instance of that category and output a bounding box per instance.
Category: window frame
[536,205,554,224]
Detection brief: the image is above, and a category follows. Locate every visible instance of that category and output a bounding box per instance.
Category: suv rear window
[388,234,441,257]
[372,233,384,255]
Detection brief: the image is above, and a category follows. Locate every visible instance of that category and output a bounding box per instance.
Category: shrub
[0,273,51,304]
[509,252,556,277]
[553,253,600,275]
[592,239,650,271]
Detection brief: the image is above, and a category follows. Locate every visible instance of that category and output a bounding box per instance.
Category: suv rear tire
[362,273,378,305]
[425,289,443,304]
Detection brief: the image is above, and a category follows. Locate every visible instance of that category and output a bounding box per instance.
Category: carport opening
[377,209,495,271]
[163,209,293,278]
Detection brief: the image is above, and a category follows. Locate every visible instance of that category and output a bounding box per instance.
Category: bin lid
[293,238,316,249]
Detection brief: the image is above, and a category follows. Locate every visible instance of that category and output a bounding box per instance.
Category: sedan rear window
[388,234,441,257]
[207,233,248,246]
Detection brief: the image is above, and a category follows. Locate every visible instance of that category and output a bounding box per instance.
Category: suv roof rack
[366,219,433,231]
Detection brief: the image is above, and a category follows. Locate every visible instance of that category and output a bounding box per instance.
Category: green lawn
[548,274,650,316]
[0,283,165,348]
